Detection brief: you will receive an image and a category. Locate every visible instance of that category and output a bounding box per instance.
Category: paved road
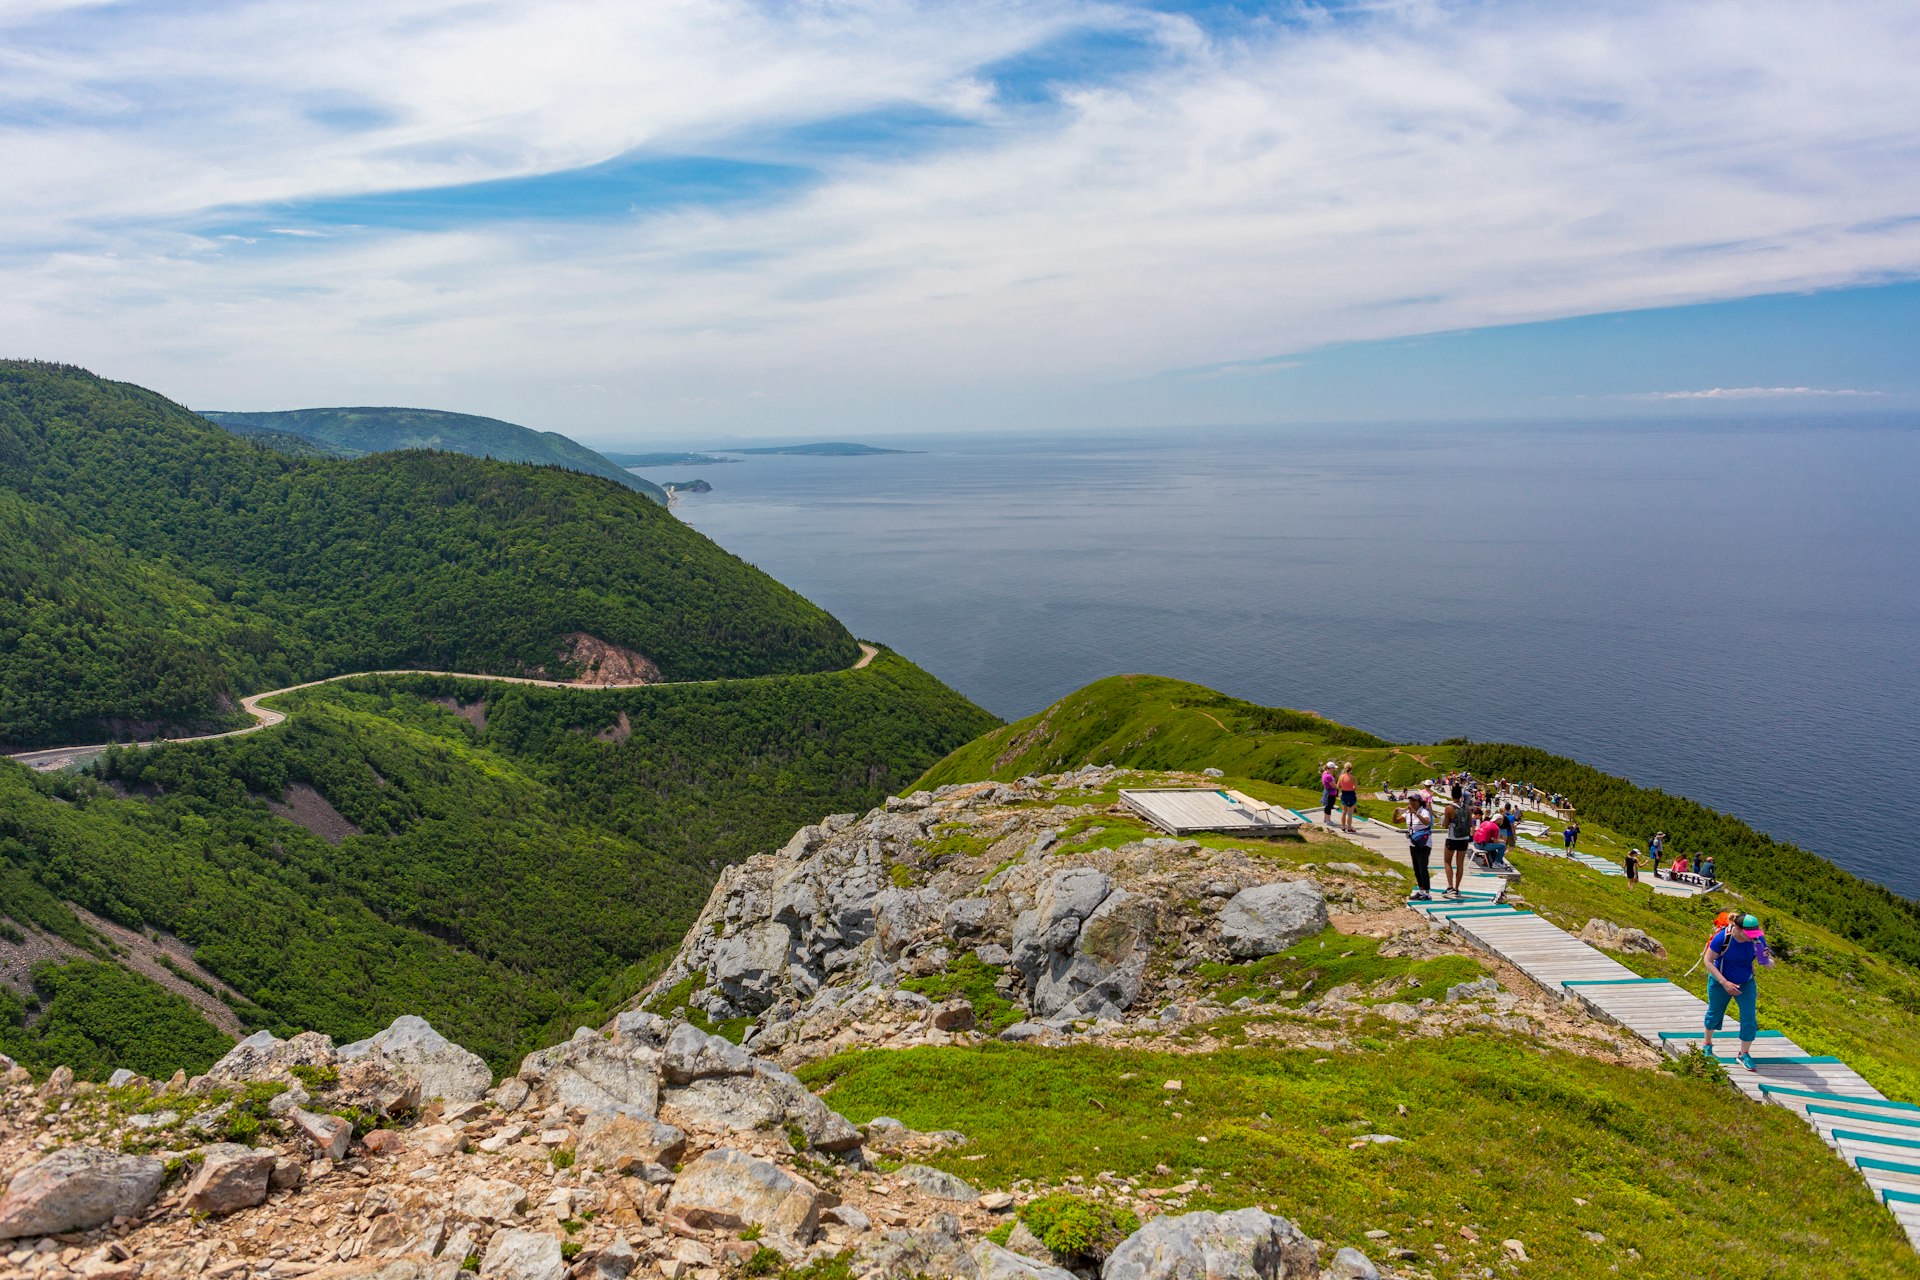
[6,642,880,774]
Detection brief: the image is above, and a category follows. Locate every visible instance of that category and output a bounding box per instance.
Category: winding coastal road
[5,642,880,774]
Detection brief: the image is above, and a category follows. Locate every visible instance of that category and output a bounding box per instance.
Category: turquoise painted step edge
[1765,1086,1919,1112]
[1807,1105,1920,1130]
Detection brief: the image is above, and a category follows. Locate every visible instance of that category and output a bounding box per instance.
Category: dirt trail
[7,643,883,773]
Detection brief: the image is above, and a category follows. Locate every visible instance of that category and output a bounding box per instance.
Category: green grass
[801,1039,1920,1278]
[1194,930,1485,1008]
[899,953,1026,1033]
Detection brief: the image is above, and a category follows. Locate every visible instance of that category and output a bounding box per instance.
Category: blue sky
[1,0,1917,440]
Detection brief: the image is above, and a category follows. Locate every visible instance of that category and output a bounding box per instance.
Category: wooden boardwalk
[1296,809,1920,1249]
[1402,891,1920,1249]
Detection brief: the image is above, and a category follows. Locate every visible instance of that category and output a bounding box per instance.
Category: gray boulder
[665,1149,822,1241]
[184,1143,275,1215]
[481,1228,567,1280]
[874,887,949,957]
[1217,882,1328,959]
[200,1028,336,1087]
[943,898,993,939]
[576,1112,687,1174]
[517,1030,661,1116]
[1101,1209,1319,1280]
[856,1220,978,1280]
[337,1015,492,1104]
[1325,1248,1379,1280]
[662,1022,753,1084]
[611,1011,670,1047]
[663,1064,860,1151]
[292,1107,353,1160]
[0,1147,166,1239]
[973,1241,1076,1280]
[894,1164,979,1202]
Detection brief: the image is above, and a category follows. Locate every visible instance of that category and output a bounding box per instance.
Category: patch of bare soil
[596,710,633,744]
[558,632,661,685]
[66,905,246,1038]
[431,695,488,731]
[263,782,362,846]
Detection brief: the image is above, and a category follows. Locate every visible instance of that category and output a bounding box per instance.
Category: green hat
[1740,914,1760,930]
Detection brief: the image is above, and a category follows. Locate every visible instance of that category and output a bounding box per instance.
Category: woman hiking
[1405,794,1434,901]
[1624,847,1639,882]
[1320,762,1338,826]
[1442,802,1473,897]
[1337,763,1358,834]
[1703,913,1773,1070]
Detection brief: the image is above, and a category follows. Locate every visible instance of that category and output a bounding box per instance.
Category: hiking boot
[1737,1052,1757,1071]
[1409,890,1432,901]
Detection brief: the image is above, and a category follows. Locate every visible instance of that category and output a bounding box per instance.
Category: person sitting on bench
[1471,815,1507,866]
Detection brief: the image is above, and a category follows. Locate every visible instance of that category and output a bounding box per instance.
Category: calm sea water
[661,420,1920,899]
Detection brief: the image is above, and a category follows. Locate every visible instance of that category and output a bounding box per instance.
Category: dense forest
[0,361,858,747]
[204,406,666,501]
[0,652,994,1073]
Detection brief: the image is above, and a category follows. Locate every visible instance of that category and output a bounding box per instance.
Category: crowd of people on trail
[1359,768,1533,901]
[1618,831,1718,887]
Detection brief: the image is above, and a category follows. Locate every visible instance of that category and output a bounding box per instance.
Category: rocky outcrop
[0,1147,166,1239]
[516,1029,661,1115]
[664,1149,823,1242]
[1580,919,1668,958]
[1101,1209,1320,1280]
[1217,882,1328,960]
[339,1015,493,1104]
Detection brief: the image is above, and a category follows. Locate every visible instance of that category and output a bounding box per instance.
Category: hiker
[1443,801,1473,897]
[1406,795,1434,901]
[1624,847,1640,882]
[1563,817,1580,854]
[1337,762,1358,833]
[1699,854,1716,882]
[1703,913,1774,1070]
[1650,831,1667,864]
[1499,805,1518,851]
[1671,851,1690,878]
[1320,762,1337,826]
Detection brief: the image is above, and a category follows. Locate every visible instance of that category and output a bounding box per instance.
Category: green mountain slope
[0,361,857,748]
[1,651,996,1072]
[204,405,667,502]
[919,674,1920,970]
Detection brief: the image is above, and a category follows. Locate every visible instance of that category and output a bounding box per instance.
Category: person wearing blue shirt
[1703,914,1770,1069]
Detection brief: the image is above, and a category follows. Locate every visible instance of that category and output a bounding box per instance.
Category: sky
[2,0,1918,443]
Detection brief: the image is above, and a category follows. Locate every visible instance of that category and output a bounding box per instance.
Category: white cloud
[1628,386,1888,400]
[1,0,1918,431]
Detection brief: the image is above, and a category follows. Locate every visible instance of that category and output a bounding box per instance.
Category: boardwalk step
[1766,1087,1919,1112]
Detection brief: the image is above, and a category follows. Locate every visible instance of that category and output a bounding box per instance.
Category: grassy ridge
[0,653,994,1073]
[804,1038,1920,1278]
[0,361,857,747]
[204,405,668,502]
[918,674,1920,968]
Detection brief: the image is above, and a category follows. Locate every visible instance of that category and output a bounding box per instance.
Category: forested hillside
[920,674,1920,970]
[205,405,667,501]
[0,652,995,1073]
[0,361,857,747]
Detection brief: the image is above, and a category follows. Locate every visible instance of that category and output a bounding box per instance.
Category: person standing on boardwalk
[1406,795,1434,901]
[1703,913,1773,1070]
[1321,762,1338,826]
[1443,802,1473,897]
[1624,847,1640,882]
[1563,816,1581,854]
[1650,831,1667,865]
[1337,763,1358,833]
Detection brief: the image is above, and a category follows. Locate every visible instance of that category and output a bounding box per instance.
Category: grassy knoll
[804,1037,1920,1278]
[919,675,1920,990]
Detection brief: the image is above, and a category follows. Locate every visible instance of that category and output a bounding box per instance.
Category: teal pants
[1704,979,1758,1043]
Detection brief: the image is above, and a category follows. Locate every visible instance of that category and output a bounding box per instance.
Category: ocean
[663,419,1920,899]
